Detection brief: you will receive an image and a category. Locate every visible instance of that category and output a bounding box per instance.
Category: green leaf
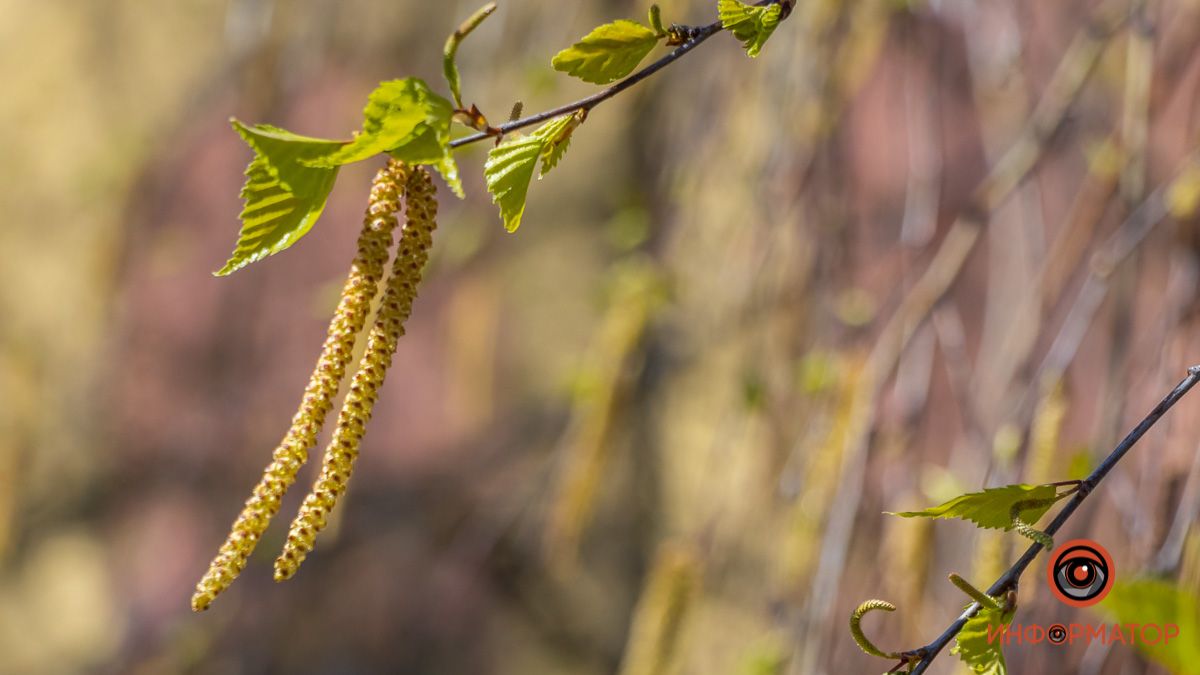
[434,155,465,199]
[484,114,587,232]
[536,111,584,178]
[551,19,661,85]
[443,3,497,109]
[216,120,342,276]
[887,484,1063,532]
[718,0,783,57]
[1097,579,1200,674]
[648,5,668,38]
[952,604,1015,674]
[305,78,455,174]
[385,122,464,198]
[484,134,542,233]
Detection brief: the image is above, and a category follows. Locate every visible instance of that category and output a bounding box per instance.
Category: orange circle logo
[1046,539,1114,607]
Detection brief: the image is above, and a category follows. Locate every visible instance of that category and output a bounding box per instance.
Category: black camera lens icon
[1048,540,1113,607]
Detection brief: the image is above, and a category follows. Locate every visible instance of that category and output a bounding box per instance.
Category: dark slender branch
[449,22,722,149]
[907,365,1200,674]
[448,0,791,149]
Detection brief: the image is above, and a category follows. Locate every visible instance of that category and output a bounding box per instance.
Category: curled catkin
[191,161,410,612]
[849,599,900,659]
[274,167,438,581]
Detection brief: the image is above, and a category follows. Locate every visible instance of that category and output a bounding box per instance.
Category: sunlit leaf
[385,122,464,198]
[305,78,456,178]
[718,0,783,57]
[433,154,464,199]
[887,484,1063,532]
[551,19,661,85]
[216,120,342,276]
[485,134,543,232]
[952,604,1015,674]
[537,111,585,178]
[484,114,588,231]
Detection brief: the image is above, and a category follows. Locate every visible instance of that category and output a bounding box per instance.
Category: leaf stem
[908,365,1200,674]
[448,0,787,149]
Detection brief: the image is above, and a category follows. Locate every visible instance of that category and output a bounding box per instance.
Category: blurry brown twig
[448,0,794,149]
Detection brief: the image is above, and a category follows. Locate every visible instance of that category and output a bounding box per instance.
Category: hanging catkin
[191,160,409,612]
[275,166,439,581]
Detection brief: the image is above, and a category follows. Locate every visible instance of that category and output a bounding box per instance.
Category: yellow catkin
[190,161,409,612]
[274,167,438,581]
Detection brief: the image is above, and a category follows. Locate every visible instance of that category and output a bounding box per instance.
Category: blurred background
[2,0,1200,673]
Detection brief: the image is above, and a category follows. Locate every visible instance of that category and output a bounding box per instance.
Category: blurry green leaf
[1066,446,1094,481]
[551,19,661,84]
[537,111,584,178]
[1097,579,1200,674]
[216,120,342,276]
[739,643,786,675]
[718,0,783,57]
[606,205,651,251]
[887,484,1063,532]
[952,604,1015,674]
[919,465,966,504]
[443,3,497,109]
[992,424,1022,464]
[305,79,456,178]
[797,350,839,394]
[742,370,767,410]
[485,134,542,232]
[1168,165,1200,220]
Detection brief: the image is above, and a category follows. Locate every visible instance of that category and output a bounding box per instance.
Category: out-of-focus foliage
[1098,579,1200,674]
